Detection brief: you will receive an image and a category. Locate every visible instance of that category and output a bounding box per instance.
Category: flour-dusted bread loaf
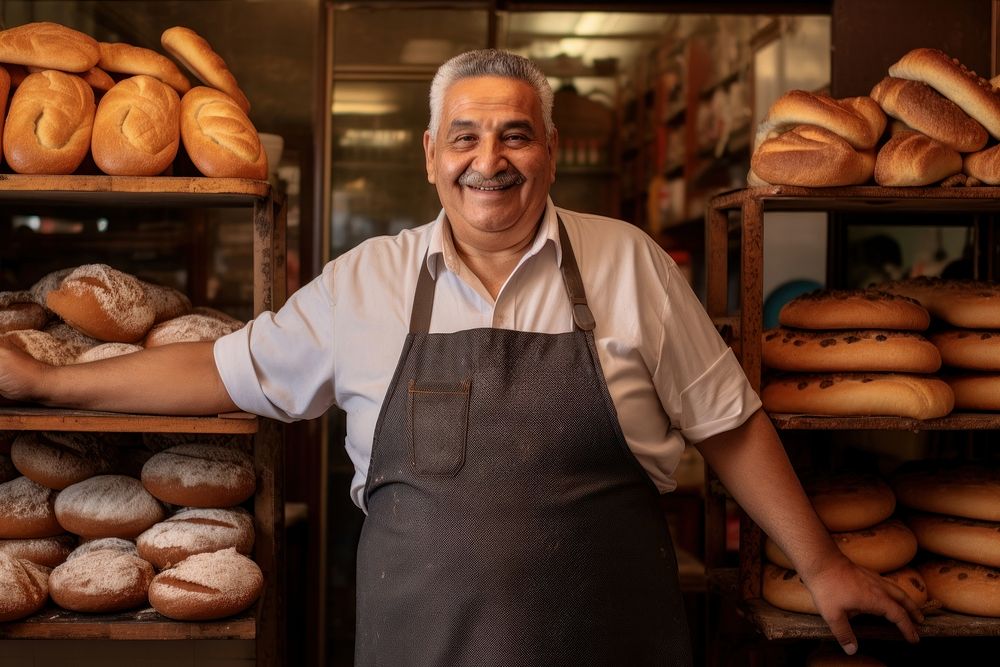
[144,312,243,347]
[141,443,255,508]
[29,267,74,310]
[161,26,250,113]
[0,329,87,366]
[751,124,876,187]
[97,42,190,94]
[68,537,139,560]
[0,21,99,72]
[888,48,1000,140]
[892,461,1000,521]
[778,289,930,331]
[74,342,144,364]
[876,277,1000,329]
[3,70,95,174]
[180,86,266,179]
[55,474,166,539]
[944,373,1000,410]
[0,534,75,568]
[919,559,1000,617]
[762,328,940,374]
[874,130,962,187]
[11,431,118,490]
[0,290,48,334]
[869,76,988,152]
[0,552,50,622]
[803,472,897,532]
[906,512,1000,568]
[50,545,154,613]
[0,476,62,538]
[46,264,156,343]
[753,90,886,151]
[148,547,263,620]
[92,75,181,176]
[765,518,917,574]
[137,506,254,569]
[761,373,954,420]
[762,563,926,615]
[141,281,192,324]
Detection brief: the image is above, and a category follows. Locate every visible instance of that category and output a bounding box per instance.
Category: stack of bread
[762,471,928,615]
[892,461,1000,617]
[0,430,261,622]
[0,21,266,179]
[760,288,954,419]
[750,47,1000,187]
[0,263,244,366]
[873,277,1000,411]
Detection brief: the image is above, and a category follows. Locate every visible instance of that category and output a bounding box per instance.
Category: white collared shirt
[215,199,761,510]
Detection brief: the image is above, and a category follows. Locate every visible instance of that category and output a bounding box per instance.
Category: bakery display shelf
[710,184,1000,214]
[769,412,1000,431]
[0,606,255,640]
[0,406,258,434]
[0,174,270,207]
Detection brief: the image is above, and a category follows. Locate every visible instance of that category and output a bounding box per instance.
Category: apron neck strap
[409,214,595,333]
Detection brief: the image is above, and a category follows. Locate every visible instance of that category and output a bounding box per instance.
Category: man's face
[423,76,557,250]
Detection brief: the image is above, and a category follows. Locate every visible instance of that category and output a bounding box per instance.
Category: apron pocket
[407,379,470,477]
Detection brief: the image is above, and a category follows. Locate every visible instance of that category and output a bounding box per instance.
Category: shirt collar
[425,197,562,279]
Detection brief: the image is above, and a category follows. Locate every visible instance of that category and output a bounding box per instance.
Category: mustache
[457,169,525,188]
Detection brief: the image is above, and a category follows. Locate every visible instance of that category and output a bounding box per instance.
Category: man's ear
[548,127,559,183]
[423,130,436,184]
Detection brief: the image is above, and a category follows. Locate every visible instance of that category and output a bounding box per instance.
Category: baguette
[161,27,249,113]
[97,41,191,94]
[870,76,988,152]
[0,21,99,72]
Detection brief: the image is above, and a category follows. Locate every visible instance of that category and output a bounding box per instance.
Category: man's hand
[801,551,922,654]
[0,345,49,403]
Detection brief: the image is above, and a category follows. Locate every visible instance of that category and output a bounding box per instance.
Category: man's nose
[472,137,509,177]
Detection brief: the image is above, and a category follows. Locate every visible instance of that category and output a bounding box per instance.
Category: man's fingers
[822,612,858,655]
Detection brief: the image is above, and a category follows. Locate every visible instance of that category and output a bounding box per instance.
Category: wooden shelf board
[711,185,1000,213]
[0,175,270,207]
[0,406,258,434]
[0,606,255,640]
[770,412,1000,431]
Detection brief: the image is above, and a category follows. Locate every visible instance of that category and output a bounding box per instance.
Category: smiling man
[0,49,922,666]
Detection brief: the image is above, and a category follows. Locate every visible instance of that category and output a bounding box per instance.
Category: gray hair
[428,49,554,140]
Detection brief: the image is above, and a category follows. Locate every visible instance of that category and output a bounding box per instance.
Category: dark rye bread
[762,327,941,373]
[761,372,954,420]
[874,277,1000,329]
[918,559,1000,617]
[779,289,930,331]
[906,512,1000,568]
[930,329,1000,370]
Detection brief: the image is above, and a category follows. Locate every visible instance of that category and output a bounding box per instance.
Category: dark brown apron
[355,218,692,666]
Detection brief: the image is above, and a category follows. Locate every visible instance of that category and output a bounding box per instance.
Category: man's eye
[453,135,476,144]
[505,134,528,143]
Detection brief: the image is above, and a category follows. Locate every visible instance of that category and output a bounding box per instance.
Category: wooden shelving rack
[704,185,1000,641]
[0,175,287,665]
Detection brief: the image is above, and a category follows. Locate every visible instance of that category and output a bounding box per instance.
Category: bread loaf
[141,443,255,508]
[869,76,988,152]
[69,536,138,560]
[161,27,250,113]
[919,559,1000,617]
[0,329,87,366]
[906,512,1000,568]
[180,86,267,180]
[0,290,48,334]
[55,474,166,539]
[137,506,254,569]
[761,373,954,420]
[892,462,1000,521]
[754,90,886,151]
[874,130,962,187]
[803,473,896,532]
[74,342,143,364]
[0,21,99,72]
[148,547,263,621]
[0,552,49,622]
[3,70,95,175]
[762,563,927,615]
[142,281,192,324]
[27,65,114,93]
[0,65,10,167]
[45,264,156,343]
[144,312,243,347]
[931,329,1000,370]
[29,267,73,309]
[751,125,876,187]
[778,289,930,331]
[10,431,118,490]
[50,545,153,613]
[888,48,1000,139]
[762,328,940,373]
[97,42,190,94]
[92,75,181,176]
[875,277,1000,329]
[963,143,1000,185]
[765,518,917,573]
[944,373,1000,410]
[0,476,62,538]
[0,534,75,568]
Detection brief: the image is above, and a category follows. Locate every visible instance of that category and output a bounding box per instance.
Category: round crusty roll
[780,288,930,331]
[754,90,886,151]
[148,547,263,621]
[963,143,1000,185]
[762,328,940,374]
[3,70,95,175]
[930,329,1000,370]
[869,76,988,153]
[751,125,876,187]
[92,75,181,177]
[141,443,255,508]
[45,264,156,343]
[873,130,962,187]
[918,559,1000,617]
[137,506,255,569]
[0,21,99,72]
[762,563,926,615]
[765,518,917,574]
[0,552,49,622]
[944,373,1000,411]
[889,48,1000,140]
[892,462,1000,521]
[74,342,144,364]
[96,42,190,94]
[907,512,1000,568]
[761,373,954,420]
[0,476,62,538]
[180,86,267,180]
[0,329,86,366]
[50,545,154,613]
[55,474,165,539]
[144,312,243,347]
[0,290,48,334]
[161,27,250,113]
[11,431,119,490]
[70,537,138,559]
[803,473,896,532]
[0,534,75,568]
[875,277,1000,329]
[29,267,73,310]
[141,281,192,324]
